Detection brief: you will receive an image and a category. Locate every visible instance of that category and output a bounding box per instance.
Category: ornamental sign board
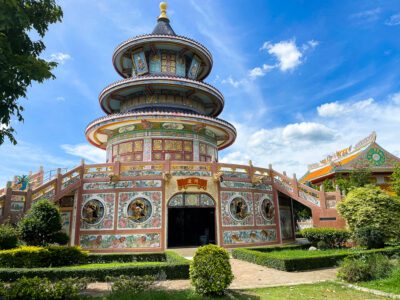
[177,177,207,190]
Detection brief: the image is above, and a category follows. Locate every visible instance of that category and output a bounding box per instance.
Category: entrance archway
[167,193,216,248]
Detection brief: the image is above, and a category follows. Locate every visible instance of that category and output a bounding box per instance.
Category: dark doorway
[168,207,216,248]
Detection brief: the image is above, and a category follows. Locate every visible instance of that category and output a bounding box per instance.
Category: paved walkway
[87,258,338,294]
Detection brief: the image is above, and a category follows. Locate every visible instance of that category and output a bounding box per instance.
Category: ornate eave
[85,111,237,151]
[99,75,224,117]
[112,34,213,80]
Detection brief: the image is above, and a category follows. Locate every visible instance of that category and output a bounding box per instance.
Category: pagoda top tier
[112,2,212,81]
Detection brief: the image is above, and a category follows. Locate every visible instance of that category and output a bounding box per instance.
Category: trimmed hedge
[87,252,165,264]
[232,246,400,272]
[0,251,190,282]
[301,228,350,249]
[0,246,88,268]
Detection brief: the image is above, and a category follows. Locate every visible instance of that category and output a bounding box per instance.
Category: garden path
[86,258,338,293]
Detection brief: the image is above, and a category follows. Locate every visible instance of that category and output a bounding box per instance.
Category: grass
[259,248,355,259]
[57,261,166,270]
[358,267,400,295]
[105,282,392,299]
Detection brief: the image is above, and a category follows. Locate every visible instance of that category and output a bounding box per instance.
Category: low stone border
[343,283,400,299]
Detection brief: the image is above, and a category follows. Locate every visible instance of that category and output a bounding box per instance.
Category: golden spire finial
[158,2,168,20]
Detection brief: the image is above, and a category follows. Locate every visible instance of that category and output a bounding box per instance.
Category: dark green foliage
[0,224,19,249]
[0,251,190,281]
[0,276,88,300]
[232,246,400,272]
[335,168,372,194]
[0,0,63,145]
[0,246,87,268]
[338,186,400,247]
[338,254,394,283]
[48,231,69,245]
[391,163,400,196]
[301,228,350,248]
[87,252,165,264]
[190,244,234,296]
[322,179,335,192]
[354,226,386,249]
[18,199,67,246]
[106,275,155,297]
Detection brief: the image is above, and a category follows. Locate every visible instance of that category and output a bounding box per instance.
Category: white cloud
[350,8,381,22]
[221,76,244,88]
[385,13,400,26]
[56,96,65,102]
[317,98,374,117]
[282,122,336,142]
[61,144,106,163]
[249,64,276,78]
[49,52,71,64]
[389,92,400,104]
[261,40,303,71]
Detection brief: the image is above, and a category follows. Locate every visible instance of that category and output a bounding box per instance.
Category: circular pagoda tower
[85,2,236,164]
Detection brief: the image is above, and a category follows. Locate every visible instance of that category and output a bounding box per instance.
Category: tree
[0,0,63,145]
[335,167,372,194]
[391,163,400,196]
[18,199,68,246]
[337,186,400,248]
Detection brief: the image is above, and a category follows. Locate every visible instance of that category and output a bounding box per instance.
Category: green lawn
[58,261,165,270]
[259,248,355,259]
[106,282,392,300]
[358,267,400,295]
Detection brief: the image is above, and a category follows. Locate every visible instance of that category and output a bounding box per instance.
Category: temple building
[300,132,400,193]
[0,3,353,252]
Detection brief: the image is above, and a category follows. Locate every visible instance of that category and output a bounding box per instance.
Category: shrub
[0,224,19,250]
[301,228,350,249]
[87,252,165,264]
[106,275,155,296]
[338,253,394,283]
[190,244,233,296]
[0,246,88,268]
[354,226,385,249]
[0,251,190,281]
[0,276,89,300]
[18,199,67,246]
[48,232,69,245]
[338,186,400,248]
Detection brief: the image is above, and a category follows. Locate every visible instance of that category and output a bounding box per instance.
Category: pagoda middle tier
[85,2,236,163]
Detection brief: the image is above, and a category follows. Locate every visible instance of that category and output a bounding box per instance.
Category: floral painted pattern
[79,233,160,249]
[221,191,254,227]
[223,229,276,245]
[80,193,115,230]
[118,191,162,229]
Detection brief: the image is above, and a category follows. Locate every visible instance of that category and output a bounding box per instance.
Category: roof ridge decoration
[307,131,377,171]
[152,2,176,36]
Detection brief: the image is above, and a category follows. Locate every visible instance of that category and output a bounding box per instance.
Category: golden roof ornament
[158,2,168,20]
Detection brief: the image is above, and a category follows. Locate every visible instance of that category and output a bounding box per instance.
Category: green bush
[87,252,165,264]
[338,253,394,283]
[18,199,67,246]
[354,226,385,249]
[0,224,19,250]
[301,228,350,248]
[0,251,190,281]
[48,231,69,245]
[0,276,89,300]
[232,246,400,272]
[106,275,155,296]
[338,186,400,248]
[0,246,88,268]
[190,244,233,296]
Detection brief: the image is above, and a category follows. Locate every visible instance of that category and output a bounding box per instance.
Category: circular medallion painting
[260,198,274,221]
[127,198,152,223]
[82,199,104,224]
[367,148,386,166]
[229,197,249,220]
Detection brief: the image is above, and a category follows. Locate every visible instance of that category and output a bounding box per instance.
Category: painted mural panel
[132,50,148,75]
[80,233,161,249]
[220,180,272,191]
[223,229,276,245]
[80,193,115,230]
[149,51,161,73]
[221,191,254,226]
[187,55,200,79]
[83,180,161,190]
[60,211,71,234]
[254,193,275,226]
[176,55,186,77]
[118,191,162,229]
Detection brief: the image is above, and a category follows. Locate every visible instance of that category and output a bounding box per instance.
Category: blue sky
[1,0,400,186]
